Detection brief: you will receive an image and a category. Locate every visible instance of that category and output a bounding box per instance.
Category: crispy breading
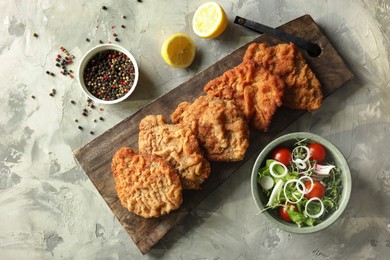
[138,115,211,190]
[204,61,285,131]
[243,42,323,110]
[170,95,249,161]
[111,147,182,218]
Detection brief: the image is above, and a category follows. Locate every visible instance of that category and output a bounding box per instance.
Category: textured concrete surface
[0,0,389,259]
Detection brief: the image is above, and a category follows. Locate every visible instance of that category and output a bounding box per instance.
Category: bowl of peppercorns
[77,44,139,104]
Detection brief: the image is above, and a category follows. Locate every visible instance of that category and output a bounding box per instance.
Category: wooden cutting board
[74,14,353,254]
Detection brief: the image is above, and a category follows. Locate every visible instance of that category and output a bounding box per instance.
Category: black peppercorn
[102,6,107,10]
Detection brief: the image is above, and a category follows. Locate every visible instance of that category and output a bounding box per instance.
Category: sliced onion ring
[304,197,325,218]
[294,158,307,170]
[298,175,314,194]
[269,161,288,178]
[292,145,311,162]
[283,179,305,204]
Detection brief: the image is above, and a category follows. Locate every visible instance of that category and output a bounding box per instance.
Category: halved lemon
[161,33,196,68]
[192,2,228,39]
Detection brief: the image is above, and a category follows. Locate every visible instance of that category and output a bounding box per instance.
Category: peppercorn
[102,6,107,10]
[71,100,76,104]
[31,95,36,99]
[99,116,104,121]
[99,40,104,44]
[122,15,127,19]
[121,25,126,28]
[90,131,95,135]
[78,126,83,130]
[86,38,90,42]
[83,50,135,101]
[33,33,38,38]
[115,38,120,42]
[74,119,78,123]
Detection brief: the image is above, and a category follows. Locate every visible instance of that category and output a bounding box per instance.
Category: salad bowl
[250,132,352,233]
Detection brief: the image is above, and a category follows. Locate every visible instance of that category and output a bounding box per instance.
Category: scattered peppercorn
[90,131,95,135]
[86,38,90,42]
[99,40,104,44]
[71,100,76,104]
[31,95,36,99]
[50,72,55,77]
[121,24,126,28]
[122,15,127,19]
[49,93,54,97]
[94,119,97,123]
[74,119,79,123]
[78,126,83,130]
[102,6,107,10]
[33,33,38,38]
[99,117,104,121]
[113,33,118,37]
[46,71,50,75]
[137,0,142,3]
[114,37,120,42]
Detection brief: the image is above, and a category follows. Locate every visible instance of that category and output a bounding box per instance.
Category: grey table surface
[1,0,389,259]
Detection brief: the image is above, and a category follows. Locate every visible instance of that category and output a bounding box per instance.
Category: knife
[234,16,322,57]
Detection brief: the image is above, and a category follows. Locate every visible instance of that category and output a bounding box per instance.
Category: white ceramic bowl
[251,132,352,233]
[77,44,139,104]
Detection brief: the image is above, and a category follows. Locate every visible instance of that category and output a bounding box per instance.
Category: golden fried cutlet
[204,61,285,132]
[170,95,249,161]
[111,147,182,218]
[243,42,323,110]
[138,115,211,190]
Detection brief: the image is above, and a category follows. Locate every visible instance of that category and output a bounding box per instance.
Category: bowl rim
[250,132,352,233]
[77,44,139,105]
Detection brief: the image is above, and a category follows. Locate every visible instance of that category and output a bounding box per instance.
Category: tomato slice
[279,203,298,222]
[304,181,326,199]
[271,147,292,166]
[308,143,326,163]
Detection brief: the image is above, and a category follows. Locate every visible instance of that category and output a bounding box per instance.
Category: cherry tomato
[271,147,292,166]
[304,181,326,199]
[308,143,326,163]
[279,203,298,222]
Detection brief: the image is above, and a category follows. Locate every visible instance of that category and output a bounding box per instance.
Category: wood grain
[74,14,353,254]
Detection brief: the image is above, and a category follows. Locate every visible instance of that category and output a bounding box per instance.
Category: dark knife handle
[234,16,321,57]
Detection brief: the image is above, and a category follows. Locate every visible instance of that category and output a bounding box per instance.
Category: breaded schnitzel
[111,147,182,218]
[138,115,211,190]
[204,61,285,132]
[170,95,249,161]
[243,42,323,110]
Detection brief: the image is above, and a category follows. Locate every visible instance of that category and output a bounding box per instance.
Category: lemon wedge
[192,2,228,39]
[161,33,196,68]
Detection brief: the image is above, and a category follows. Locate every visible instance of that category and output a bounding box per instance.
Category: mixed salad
[257,139,343,227]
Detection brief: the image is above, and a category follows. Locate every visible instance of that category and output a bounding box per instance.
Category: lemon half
[161,33,196,69]
[192,2,228,39]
